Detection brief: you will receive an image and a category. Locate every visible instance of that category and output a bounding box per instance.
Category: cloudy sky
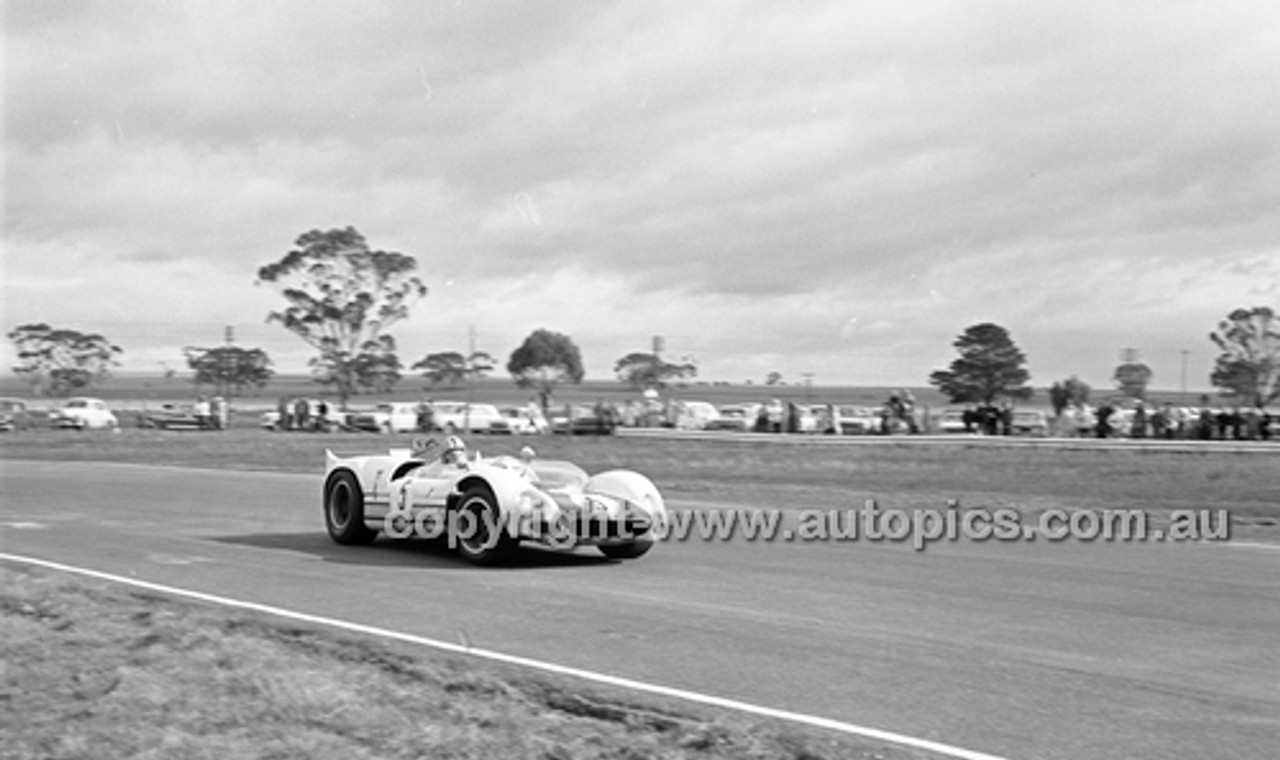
[4,0,1278,390]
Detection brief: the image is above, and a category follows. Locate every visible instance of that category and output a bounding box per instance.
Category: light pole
[1180,350,1189,400]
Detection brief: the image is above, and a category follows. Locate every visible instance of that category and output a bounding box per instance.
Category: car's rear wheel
[598,538,654,560]
[324,471,377,545]
[453,486,515,565]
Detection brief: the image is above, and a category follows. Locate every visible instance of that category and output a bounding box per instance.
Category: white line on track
[1,552,1008,760]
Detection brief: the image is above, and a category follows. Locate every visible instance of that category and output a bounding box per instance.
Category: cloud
[4,0,1279,390]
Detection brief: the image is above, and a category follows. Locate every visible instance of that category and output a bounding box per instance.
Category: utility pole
[221,325,235,398]
[1180,350,1190,400]
[465,325,476,432]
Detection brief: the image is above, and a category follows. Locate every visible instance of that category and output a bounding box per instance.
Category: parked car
[936,408,973,434]
[429,402,506,433]
[496,406,548,434]
[1011,409,1050,436]
[833,405,879,435]
[553,403,616,435]
[707,403,761,432]
[138,404,204,430]
[349,402,421,433]
[674,400,720,430]
[49,397,118,430]
[0,398,34,431]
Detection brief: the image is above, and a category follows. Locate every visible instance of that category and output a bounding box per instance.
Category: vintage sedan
[706,403,761,432]
[1011,409,1051,437]
[497,406,549,434]
[833,405,879,435]
[0,398,34,431]
[323,437,666,564]
[349,402,421,433]
[138,404,204,430]
[49,397,119,430]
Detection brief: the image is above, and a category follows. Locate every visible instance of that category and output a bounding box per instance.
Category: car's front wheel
[598,538,654,560]
[453,486,516,565]
[324,471,377,545]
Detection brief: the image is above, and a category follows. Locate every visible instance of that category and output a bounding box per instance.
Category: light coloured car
[1011,409,1050,436]
[497,406,548,434]
[50,397,119,430]
[350,402,421,433]
[323,437,667,564]
[936,409,973,434]
[431,402,506,433]
[674,400,719,430]
[706,403,761,431]
[834,405,879,435]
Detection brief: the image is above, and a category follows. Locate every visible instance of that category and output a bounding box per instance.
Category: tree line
[7,227,1279,409]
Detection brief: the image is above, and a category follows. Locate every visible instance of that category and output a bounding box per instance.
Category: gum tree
[256,227,427,406]
[613,352,696,391]
[1209,306,1279,406]
[183,345,274,396]
[507,329,584,412]
[7,323,123,396]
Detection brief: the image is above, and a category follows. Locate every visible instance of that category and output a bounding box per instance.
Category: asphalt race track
[2,460,1277,760]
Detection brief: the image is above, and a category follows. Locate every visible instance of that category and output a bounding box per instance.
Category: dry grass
[1,566,936,760]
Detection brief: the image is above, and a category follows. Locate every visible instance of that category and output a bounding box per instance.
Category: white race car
[322,436,667,565]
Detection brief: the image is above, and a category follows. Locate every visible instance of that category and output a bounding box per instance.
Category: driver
[441,435,468,467]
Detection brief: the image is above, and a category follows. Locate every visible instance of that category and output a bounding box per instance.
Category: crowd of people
[272,396,337,431]
[1062,400,1275,440]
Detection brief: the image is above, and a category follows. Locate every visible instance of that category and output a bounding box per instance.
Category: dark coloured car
[138,404,205,430]
[0,398,33,431]
[554,404,616,435]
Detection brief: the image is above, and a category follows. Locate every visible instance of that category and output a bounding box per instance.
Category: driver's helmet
[441,435,467,465]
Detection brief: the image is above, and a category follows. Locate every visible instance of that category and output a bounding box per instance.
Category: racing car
[322,436,667,565]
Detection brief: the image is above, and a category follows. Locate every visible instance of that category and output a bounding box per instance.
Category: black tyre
[453,486,516,565]
[598,538,654,560]
[324,471,378,545]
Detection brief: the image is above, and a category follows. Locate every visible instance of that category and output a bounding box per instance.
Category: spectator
[1131,402,1148,439]
[999,400,1013,436]
[277,396,291,431]
[294,397,310,432]
[1151,403,1171,439]
[194,395,211,430]
[765,399,784,433]
[1198,407,1214,440]
[1095,402,1114,439]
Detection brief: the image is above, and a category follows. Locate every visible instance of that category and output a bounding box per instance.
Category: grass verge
[1,565,942,760]
[2,427,1278,536]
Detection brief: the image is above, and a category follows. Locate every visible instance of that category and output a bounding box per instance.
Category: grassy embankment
[2,566,942,760]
